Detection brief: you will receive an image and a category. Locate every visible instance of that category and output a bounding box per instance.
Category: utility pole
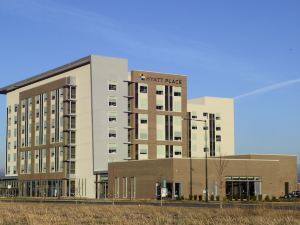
[183,117,209,203]
[204,120,208,203]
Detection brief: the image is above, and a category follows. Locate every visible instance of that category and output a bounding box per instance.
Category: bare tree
[214,144,229,208]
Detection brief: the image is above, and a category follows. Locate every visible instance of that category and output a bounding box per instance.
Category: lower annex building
[0,55,298,199]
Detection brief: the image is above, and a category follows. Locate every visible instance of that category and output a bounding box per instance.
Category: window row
[7,104,18,114]
[191,112,221,120]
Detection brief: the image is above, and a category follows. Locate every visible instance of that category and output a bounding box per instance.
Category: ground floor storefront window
[95,173,108,199]
[156,181,182,200]
[225,176,261,199]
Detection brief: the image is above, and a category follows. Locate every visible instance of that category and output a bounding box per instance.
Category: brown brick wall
[109,155,297,199]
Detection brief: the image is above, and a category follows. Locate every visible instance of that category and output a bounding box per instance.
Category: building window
[174,91,181,96]
[109,81,117,91]
[156,105,164,110]
[138,144,148,160]
[156,96,164,111]
[36,109,40,118]
[51,105,55,114]
[216,127,221,131]
[109,143,117,154]
[140,116,148,124]
[109,96,117,107]
[157,145,165,159]
[174,132,182,141]
[139,85,147,93]
[51,118,55,129]
[43,93,48,101]
[60,103,63,112]
[156,85,164,95]
[59,88,64,97]
[173,87,182,112]
[156,115,165,141]
[51,133,55,143]
[216,135,221,142]
[174,146,182,158]
[108,111,117,122]
[108,128,117,138]
[14,104,18,112]
[191,112,197,119]
[173,87,181,96]
[60,132,64,142]
[122,177,127,198]
[51,91,56,100]
[35,96,40,105]
[114,177,119,198]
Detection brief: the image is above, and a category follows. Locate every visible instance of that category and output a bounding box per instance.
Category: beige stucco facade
[187,97,234,158]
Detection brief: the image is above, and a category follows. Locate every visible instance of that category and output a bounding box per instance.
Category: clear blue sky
[0,0,299,168]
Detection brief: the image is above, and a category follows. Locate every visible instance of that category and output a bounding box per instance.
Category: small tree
[264,195,270,201]
[214,145,229,208]
[198,195,202,201]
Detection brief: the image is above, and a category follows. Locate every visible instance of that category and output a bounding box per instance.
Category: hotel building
[0,55,297,199]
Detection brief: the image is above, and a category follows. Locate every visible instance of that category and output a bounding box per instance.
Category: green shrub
[216,195,220,201]
[193,195,197,200]
[180,195,184,200]
[234,195,239,201]
[223,196,227,202]
[271,196,277,202]
[228,195,232,201]
[198,195,202,201]
[189,194,193,200]
[264,195,270,201]
[210,195,215,201]
[258,194,263,201]
[251,195,257,201]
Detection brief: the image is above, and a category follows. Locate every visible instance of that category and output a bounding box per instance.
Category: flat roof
[0,55,91,94]
[108,157,280,164]
[132,69,187,77]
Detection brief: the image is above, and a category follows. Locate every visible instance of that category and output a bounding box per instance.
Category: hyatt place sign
[139,74,182,85]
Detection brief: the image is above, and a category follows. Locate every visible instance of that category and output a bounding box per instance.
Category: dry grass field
[0,202,299,225]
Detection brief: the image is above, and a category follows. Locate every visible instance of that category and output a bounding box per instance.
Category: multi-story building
[0,54,297,199]
[1,55,129,198]
[127,71,188,160]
